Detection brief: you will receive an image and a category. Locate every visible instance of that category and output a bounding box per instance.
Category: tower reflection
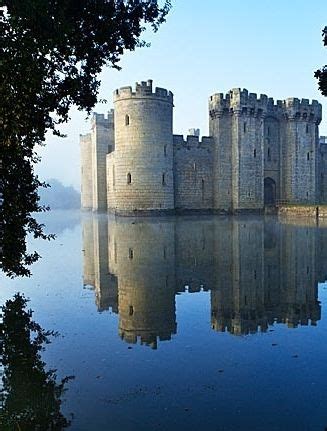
[109,219,176,349]
[82,215,325,347]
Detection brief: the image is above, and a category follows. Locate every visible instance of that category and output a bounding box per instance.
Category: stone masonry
[80,80,326,214]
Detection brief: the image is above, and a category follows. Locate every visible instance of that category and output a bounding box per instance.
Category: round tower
[107,80,174,214]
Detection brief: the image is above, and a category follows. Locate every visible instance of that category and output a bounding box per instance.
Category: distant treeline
[39,179,80,209]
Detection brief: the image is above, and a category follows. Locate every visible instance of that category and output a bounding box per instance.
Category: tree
[315,26,327,96]
[0,293,74,429]
[0,0,171,276]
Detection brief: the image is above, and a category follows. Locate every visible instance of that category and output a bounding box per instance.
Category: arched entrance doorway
[264,177,276,206]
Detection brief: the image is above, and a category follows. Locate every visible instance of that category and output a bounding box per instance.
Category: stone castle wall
[173,135,214,211]
[264,116,281,200]
[318,139,327,203]
[234,109,264,210]
[209,108,232,211]
[91,111,114,211]
[281,98,320,204]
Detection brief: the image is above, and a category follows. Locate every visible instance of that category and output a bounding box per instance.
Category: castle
[80,79,327,214]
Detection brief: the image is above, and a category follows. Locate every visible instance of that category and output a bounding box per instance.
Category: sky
[37,0,327,191]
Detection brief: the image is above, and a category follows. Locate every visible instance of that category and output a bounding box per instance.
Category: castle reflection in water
[82,215,327,348]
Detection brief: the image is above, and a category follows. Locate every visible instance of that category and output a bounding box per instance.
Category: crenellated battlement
[209,88,322,122]
[284,98,322,123]
[209,89,272,113]
[173,134,214,151]
[91,109,114,128]
[113,79,173,103]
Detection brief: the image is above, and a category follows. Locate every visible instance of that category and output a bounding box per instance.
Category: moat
[1,211,327,431]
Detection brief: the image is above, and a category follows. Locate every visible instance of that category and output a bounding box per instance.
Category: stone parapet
[209,88,322,124]
[113,79,173,104]
[91,110,114,127]
[173,134,214,150]
[209,89,277,117]
[284,98,321,123]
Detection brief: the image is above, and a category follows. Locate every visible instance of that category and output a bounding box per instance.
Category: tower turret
[281,98,322,204]
[80,110,114,211]
[91,110,114,211]
[209,89,267,211]
[106,80,174,214]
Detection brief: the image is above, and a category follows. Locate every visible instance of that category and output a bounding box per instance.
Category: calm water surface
[1,211,327,431]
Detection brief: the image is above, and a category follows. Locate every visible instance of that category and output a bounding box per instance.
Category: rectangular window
[244,122,247,133]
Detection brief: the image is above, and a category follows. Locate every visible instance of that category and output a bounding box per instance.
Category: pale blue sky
[38,0,327,190]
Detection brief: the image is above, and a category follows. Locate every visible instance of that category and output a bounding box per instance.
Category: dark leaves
[315,26,327,96]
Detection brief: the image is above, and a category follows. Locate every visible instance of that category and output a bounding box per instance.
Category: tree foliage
[0,293,74,429]
[0,0,171,276]
[315,26,327,96]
